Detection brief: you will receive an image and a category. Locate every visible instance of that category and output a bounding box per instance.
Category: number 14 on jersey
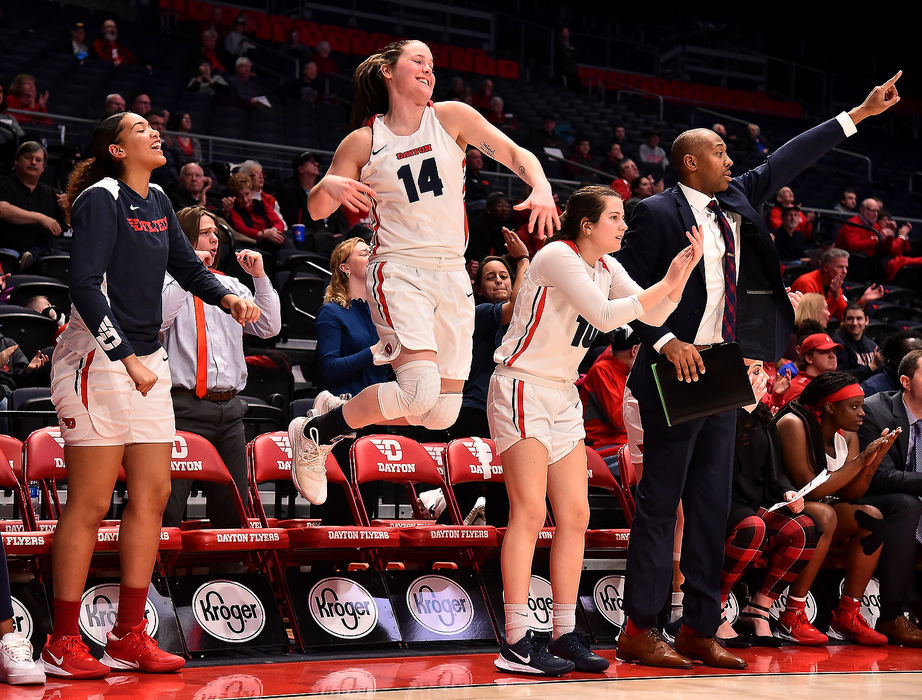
[396,157,444,203]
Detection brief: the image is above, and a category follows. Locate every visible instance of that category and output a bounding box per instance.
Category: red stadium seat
[0,434,23,483]
[444,437,553,547]
[320,24,349,53]
[496,59,519,79]
[184,0,212,23]
[350,435,497,562]
[583,446,632,551]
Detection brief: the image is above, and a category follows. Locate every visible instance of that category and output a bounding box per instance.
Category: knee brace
[418,392,463,430]
[854,509,885,555]
[377,360,440,420]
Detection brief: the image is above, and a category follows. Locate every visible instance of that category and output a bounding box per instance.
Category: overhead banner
[285,571,401,649]
[168,574,288,654]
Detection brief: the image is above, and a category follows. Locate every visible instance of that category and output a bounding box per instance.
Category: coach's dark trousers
[623,404,736,636]
[162,392,248,529]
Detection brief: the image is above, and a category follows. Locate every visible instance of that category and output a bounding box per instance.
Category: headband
[814,384,864,406]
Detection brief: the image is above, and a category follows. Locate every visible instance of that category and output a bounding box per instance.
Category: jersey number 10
[396,157,444,203]
[571,315,599,348]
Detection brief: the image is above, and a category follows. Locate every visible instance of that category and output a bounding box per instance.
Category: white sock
[504,604,530,644]
[552,603,577,640]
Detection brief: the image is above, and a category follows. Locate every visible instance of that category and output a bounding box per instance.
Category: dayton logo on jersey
[125,216,168,233]
[395,144,433,160]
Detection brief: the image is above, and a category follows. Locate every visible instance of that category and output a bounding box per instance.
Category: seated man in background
[834,303,883,382]
[861,331,922,397]
[0,142,66,266]
[171,162,219,211]
[768,186,814,238]
[764,333,840,409]
[790,248,883,321]
[835,197,911,258]
[772,206,809,261]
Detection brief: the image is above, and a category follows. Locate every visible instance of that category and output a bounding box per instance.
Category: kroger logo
[371,438,402,461]
[770,587,819,623]
[309,577,378,639]
[593,574,625,628]
[10,596,33,639]
[724,592,740,626]
[837,577,881,627]
[526,575,553,631]
[192,673,263,700]
[79,584,159,646]
[407,575,474,635]
[192,580,266,643]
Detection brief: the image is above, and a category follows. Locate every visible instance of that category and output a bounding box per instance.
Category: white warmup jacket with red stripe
[360,104,467,269]
[494,240,678,388]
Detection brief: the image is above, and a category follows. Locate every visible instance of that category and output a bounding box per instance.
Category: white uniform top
[494,240,678,388]
[360,104,467,269]
[826,431,849,472]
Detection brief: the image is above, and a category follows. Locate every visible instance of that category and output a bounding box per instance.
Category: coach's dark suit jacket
[617,117,852,411]
[859,390,922,496]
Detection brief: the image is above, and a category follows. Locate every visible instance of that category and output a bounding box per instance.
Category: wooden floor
[17,644,922,699]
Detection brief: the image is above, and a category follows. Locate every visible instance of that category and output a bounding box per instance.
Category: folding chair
[583,446,632,551]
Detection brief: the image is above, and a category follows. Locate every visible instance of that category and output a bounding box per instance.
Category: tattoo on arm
[518,166,526,178]
[479,141,497,159]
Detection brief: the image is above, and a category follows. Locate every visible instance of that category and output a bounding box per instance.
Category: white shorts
[487,373,585,463]
[50,343,175,447]
[366,259,474,381]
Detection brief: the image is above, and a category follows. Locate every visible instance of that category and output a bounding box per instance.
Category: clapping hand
[502,227,529,260]
[236,249,266,278]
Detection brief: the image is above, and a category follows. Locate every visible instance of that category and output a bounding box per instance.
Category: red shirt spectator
[93,19,137,66]
[5,74,51,126]
[610,158,639,201]
[768,186,814,238]
[763,333,840,409]
[835,198,910,257]
[789,249,883,321]
[579,330,639,448]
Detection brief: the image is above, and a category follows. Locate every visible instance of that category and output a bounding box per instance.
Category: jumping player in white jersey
[287,40,559,504]
[41,112,260,679]
[490,186,703,676]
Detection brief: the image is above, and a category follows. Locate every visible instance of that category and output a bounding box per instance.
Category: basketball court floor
[16,644,922,699]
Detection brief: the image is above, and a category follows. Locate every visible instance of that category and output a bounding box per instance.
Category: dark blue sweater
[315,299,388,397]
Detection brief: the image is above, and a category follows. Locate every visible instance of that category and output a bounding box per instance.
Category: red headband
[817,384,864,406]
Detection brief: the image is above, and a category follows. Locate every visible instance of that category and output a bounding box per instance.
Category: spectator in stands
[1,539,46,685]
[638,129,668,175]
[146,110,180,188]
[784,293,830,359]
[102,93,126,117]
[861,331,922,397]
[161,206,280,530]
[277,150,318,232]
[610,158,638,200]
[856,348,922,646]
[224,16,256,58]
[237,160,285,229]
[790,248,883,321]
[623,176,653,221]
[454,230,530,441]
[129,93,151,118]
[835,188,858,214]
[777,372,904,646]
[768,187,814,238]
[556,27,580,90]
[0,141,66,263]
[711,123,728,140]
[5,74,51,126]
[835,197,911,258]
[566,139,595,178]
[773,206,809,261]
[224,171,289,252]
[227,57,272,109]
[768,332,840,409]
[171,162,216,211]
[315,237,387,398]
[599,143,624,177]
[448,76,471,103]
[0,334,50,399]
[485,96,518,132]
[467,191,512,263]
[168,112,202,165]
[743,123,769,155]
[716,366,821,648]
[68,21,89,61]
[312,41,339,76]
[286,61,320,103]
[93,19,137,66]
[611,124,632,158]
[471,79,494,113]
[531,115,565,153]
[187,60,229,96]
[285,29,313,66]
[198,28,227,75]
[579,326,639,454]
[465,147,492,206]
[834,303,883,382]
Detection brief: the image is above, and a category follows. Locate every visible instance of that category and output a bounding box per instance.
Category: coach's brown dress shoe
[675,629,747,669]
[616,627,693,669]
[877,615,922,647]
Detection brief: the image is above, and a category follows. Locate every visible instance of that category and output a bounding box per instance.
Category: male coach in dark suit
[614,71,904,669]
[856,348,922,646]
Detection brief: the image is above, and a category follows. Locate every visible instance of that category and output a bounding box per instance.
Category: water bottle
[29,484,40,521]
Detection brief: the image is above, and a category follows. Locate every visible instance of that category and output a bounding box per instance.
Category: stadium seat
[0,452,52,562]
[5,387,56,441]
[0,312,57,358]
[583,446,633,549]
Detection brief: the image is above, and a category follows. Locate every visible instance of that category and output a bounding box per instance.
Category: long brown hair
[350,40,414,129]
[551,185,621,243]
[63,112,129,223]
[324,237,366,308]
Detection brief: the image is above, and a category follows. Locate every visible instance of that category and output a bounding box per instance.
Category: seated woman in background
[775,371,901,645]
[167,112,203,165]
[314,237,388,409]
[783,292,830,361]
[224,172,290,253]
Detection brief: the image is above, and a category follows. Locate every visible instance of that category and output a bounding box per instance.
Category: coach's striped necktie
[707,200,736,342]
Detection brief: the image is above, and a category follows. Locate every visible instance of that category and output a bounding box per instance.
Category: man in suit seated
[614,71,903,670]
[856,348,922,646]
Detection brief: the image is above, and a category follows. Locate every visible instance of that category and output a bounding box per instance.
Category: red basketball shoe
[41,635,110,679]
[102,622,185,673]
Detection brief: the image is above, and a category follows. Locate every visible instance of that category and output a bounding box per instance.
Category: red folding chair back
[0,434,23,482]
[445,437,504,486]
